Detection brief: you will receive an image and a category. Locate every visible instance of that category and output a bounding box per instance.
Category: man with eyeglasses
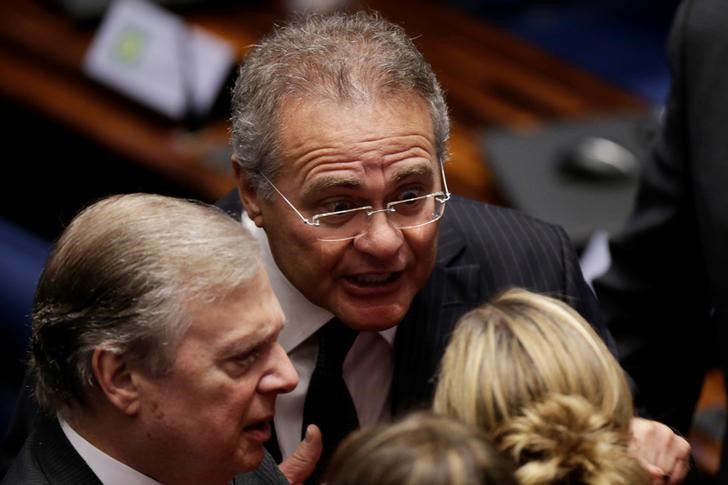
[0,9,690,485]
[218,10,692,484]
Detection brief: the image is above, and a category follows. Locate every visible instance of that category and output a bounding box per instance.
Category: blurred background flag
[83,0,234,121]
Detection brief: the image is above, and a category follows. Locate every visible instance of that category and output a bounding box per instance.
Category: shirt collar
[379,325,396,347]
[59,418,162,485]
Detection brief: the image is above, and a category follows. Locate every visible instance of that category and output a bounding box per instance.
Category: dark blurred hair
[325,411,517,485]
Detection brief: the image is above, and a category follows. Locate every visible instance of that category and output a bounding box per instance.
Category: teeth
[355,274,390,284]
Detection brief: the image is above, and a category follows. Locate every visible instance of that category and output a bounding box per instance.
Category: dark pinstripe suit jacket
[1,415,287,485]
[593,0,728,478]
[1,418,101,485]
[217,192,607,418]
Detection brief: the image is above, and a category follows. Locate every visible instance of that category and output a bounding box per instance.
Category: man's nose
[261,342,299,394]
[353,210,404,257]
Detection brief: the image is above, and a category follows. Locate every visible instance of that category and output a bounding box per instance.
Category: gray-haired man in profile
[2,194,303,484]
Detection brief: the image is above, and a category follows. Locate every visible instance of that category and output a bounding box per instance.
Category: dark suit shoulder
[392,195,605,414]
[438,195,603,333]
[2,418,101,485]
[1,438,48,485]
[441,195,572,276]
[445,195,564,236]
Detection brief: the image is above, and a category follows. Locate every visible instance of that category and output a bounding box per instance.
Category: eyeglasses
[260,163,451,242]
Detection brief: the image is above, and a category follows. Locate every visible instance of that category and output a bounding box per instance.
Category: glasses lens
[314,194,448,241]
[315,207,370,241]
[390,193,446,230]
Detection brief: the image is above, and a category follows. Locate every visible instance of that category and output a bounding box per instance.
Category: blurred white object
[84,0,234,120]
[579,229,611,289]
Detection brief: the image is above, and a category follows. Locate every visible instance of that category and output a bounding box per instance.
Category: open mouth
[348,272,402,286]
[341,271,405,297]
[243,420,272,442]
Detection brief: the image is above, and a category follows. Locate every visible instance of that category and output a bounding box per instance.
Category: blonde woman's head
[433,288,647,484]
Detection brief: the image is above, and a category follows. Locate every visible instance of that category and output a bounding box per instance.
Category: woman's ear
[232,157,264,227]
[91,348,140,416]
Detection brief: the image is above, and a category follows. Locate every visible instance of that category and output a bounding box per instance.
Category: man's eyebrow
[302,175,361,199]
[391,163,435,183]
[218,331,274,359]
[218,337,255,358]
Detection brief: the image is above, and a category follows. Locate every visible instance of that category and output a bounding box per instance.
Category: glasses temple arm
[259,172,317,226]
[439,162,451,198]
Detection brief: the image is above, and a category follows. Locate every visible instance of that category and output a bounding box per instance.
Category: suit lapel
[391,212,482,415]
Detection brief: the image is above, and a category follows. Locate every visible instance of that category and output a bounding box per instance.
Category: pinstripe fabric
[593,0,728,478]
[217,192,605,421]
[390,195,605,415]
[1,417,102,485]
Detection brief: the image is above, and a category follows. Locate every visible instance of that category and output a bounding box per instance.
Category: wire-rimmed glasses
[260,163,451,242]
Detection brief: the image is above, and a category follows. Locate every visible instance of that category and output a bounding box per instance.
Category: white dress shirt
[243,215,396,459]
[59,418,161,485]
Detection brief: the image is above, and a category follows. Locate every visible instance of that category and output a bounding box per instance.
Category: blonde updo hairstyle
[433,288,648,485]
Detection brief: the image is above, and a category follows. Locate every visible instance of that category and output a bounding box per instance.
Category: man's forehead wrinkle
[295,148,343,177]
[384,147,435,166]
[292,135,434,167]
[353,133,434,149]
[286,129,433,151]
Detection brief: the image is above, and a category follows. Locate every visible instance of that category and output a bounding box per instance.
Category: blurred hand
[279,424,323,485]
[629,417,691,484]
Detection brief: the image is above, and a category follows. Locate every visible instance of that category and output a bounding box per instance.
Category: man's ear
[232,157,264,227]
[91,348,140,416]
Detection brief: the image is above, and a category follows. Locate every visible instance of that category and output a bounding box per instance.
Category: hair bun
[494,394,643,484]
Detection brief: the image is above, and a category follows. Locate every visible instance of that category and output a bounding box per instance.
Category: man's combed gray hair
[31,193,261,415]
[231,11,449,193]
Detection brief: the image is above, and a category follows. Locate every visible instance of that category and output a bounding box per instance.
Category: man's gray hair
[230,11,449,194]
[31,193,261,416]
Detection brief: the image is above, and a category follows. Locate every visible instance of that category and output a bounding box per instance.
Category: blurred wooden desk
[0,0,645,203]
